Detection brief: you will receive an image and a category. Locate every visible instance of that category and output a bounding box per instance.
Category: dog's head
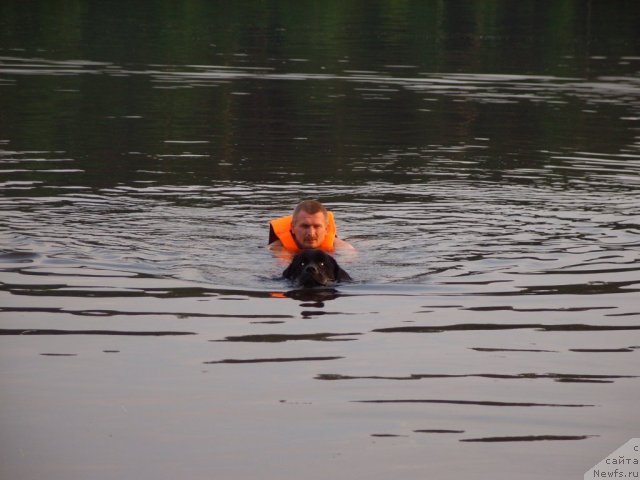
[283,249,352,288]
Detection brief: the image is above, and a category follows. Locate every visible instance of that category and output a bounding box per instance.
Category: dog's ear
[336,267,352,282]
[282,263,293,279]
[282,256,299,279]
[330,256,352,283]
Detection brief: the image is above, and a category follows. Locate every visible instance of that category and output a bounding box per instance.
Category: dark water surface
[1,2,639,479]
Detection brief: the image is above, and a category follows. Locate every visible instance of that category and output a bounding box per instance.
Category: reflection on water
[1,2,640,480]
[460,434,593,443]
[317,373,638,383]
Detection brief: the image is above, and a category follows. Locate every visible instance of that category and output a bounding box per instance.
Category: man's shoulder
[334,237,356,251]
[269,239,285,250]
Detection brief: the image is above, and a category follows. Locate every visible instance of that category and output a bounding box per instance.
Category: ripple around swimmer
[0,328,195,336]
[414,429,465,434]
[372,323,640,333]
[459,435,594,442]
[211,333,362,343]
[0,306,292,320]
[315,373,636,383]
[204,356,344,364]
[352,399,593,407]
[3,176,638,289]
[370,432,593,442]
[469,347,558,352]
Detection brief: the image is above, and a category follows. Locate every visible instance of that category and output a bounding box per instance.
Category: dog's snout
[304,264,318,274]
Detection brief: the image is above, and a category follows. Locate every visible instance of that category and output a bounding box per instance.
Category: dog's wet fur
[283,249,352,288]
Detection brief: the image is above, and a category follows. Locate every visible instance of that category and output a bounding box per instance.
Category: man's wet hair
[292,200,328,224]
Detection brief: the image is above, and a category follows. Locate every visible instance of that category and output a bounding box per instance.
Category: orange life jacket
[269,211,336,253]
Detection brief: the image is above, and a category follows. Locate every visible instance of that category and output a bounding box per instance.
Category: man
[269,200,354,253]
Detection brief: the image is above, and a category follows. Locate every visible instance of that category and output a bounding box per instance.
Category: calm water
[1,2,640,479]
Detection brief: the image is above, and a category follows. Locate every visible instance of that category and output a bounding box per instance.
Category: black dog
[283,249,352,288]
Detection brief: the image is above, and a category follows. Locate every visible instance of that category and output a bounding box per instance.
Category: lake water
[1,2,639,479]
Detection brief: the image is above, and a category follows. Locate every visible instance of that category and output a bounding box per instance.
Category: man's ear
[290,228,302,249]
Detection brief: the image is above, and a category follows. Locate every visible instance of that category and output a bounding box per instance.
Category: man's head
[291,200,328,249]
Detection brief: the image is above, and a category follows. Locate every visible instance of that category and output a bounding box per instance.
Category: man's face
[291,211,327,249]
